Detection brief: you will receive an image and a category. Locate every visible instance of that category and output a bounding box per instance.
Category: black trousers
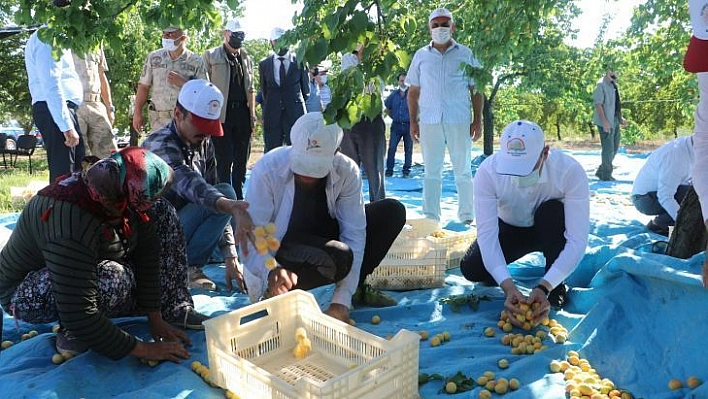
[212,103,252,200]
[460,200,566,284]
[275,198,406,290]
[33,101,86,183]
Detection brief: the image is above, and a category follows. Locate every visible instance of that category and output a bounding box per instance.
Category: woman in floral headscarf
[0,147,206,362]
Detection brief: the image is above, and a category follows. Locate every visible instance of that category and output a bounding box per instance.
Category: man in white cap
[684,0,708,286]
[258,27,310,152]
[460,120,589,316]
[406,7,484,225]
[242,112,405,323]
[133,24,207,134]
[203,19,257,200]
[142,79,254,293]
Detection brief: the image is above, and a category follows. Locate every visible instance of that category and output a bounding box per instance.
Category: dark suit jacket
[259,54,309,131]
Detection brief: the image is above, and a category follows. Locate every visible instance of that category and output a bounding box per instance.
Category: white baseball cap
[177,79,224,137]
[496,120,545,176]
[270,27,285,41]
[429,7,453,23]
[224,19,242,32]
[290,113,343,178]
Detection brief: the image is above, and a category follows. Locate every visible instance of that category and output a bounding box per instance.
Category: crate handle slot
[239,309,269,325]
[356,355,393,385]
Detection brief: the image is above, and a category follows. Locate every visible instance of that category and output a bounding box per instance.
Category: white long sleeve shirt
[474,149,590,288]
[243,146,366,307]
[632,136,694,220]
[24,30,83,132]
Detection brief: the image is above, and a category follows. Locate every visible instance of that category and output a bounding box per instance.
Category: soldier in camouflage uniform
[73,47,118,159]
[133,25,207,135]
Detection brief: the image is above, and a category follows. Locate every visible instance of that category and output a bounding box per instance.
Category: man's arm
[407,85,421,141]
[99,68,114,125]
[132,84,150,132]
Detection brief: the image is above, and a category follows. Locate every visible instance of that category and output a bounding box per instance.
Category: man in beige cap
[243,112,404,323]
[73,47,118,158]
[133,25,207,134]
[142,79,253,293]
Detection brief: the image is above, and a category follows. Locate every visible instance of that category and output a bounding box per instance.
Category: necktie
[278,56,287,86]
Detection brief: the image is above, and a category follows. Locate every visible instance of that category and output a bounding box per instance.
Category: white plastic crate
[203,290,420,399]
[402,217,440,238]
[427,229,477,269]
[366,237,446,290]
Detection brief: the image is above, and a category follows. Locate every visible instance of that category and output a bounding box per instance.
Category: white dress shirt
[272,53,291,86]
[25,30,83,132]
[632,136,695,220]
[474,149,590,288]
[406,40,480,125]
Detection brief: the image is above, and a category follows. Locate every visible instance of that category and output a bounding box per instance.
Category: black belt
[66,101,79,110]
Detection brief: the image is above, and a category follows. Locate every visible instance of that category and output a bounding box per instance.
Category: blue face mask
[511,169,540,187]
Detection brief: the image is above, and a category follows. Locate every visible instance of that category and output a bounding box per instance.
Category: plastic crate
[427,229,477,269]
[366,238,446,290]
[203,290,421,399]
[402,217,440,238]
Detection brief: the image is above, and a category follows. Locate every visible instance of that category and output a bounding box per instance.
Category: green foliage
[438,293,489,312]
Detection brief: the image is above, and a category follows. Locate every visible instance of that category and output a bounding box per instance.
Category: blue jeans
[178,183,235,267]
[385,121,413,175]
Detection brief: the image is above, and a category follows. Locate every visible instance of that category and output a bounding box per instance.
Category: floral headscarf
[38,147,173,233]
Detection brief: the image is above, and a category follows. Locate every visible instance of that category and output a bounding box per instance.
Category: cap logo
[506,138,527,157]
[306,138,321,151]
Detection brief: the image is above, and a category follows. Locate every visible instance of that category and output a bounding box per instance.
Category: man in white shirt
[460,120,589,316]
[242,113,404,323]
[631,136,694,236]
[24,29,86,183]
[406,7,484,224]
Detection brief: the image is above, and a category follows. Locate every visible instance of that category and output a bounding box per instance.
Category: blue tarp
[1,148,707,398]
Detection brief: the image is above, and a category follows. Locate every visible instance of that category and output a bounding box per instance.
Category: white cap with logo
[429,7,453,23]
[289,112,343,178]
[177,79,224,137]
[496,120,545,176]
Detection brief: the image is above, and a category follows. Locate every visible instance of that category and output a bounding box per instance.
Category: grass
[0,148,49,213]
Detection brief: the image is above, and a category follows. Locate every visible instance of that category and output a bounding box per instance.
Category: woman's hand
[500,279,526,328]
[147,311,191,346]
[130,340,190,363]
[267,267,298,296]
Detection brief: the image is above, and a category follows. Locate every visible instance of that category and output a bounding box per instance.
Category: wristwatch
[533,284,550,296]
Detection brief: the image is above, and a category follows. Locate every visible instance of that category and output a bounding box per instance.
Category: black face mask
[228,31,245,49]
[276,47,288,56]
[610,75,617,80]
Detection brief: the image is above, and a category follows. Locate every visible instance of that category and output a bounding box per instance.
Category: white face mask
[511,169,540,187]
[431,27,452,45]
[162,38,179,52]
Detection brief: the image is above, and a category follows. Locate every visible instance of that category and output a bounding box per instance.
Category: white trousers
[419,123,474,222]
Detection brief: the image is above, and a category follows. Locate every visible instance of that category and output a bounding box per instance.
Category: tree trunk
[666,186,707,259]
[483,94,493,156]
[555,120,562,141]
[588,121,595,139]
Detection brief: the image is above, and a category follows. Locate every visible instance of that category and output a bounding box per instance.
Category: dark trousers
[212,104,252,200]
[263,109,300,153]
[460,200,566,284]
[631,185,691,228]
[33,101,86,183]
[340,115,387,202]
[276,198,406,290]
[386,121,413,174]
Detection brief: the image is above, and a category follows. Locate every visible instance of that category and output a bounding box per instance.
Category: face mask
[228,31,245,49]
[610,74,617,80]
[511,169,540,187]
[162,38,179,52]
[431,27,451,45]
[320,75,327,84]
[399,84,407,90]
[276,46,288,56]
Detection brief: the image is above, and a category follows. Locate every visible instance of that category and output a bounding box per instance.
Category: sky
[240,0,645,48]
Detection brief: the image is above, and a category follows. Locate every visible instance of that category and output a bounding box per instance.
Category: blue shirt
[24,30,83,132]
[406,40,480,125]
[384,88,410,123]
